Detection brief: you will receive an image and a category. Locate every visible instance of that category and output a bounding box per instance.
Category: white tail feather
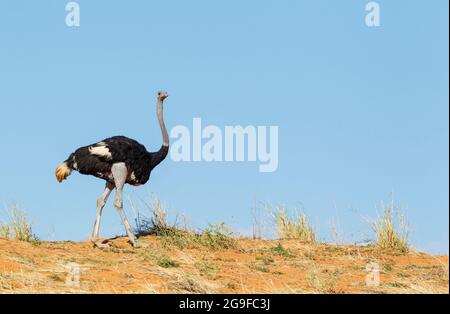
[55,162,72,183]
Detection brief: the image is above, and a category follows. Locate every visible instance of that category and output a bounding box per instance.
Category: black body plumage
[65,136,168,186]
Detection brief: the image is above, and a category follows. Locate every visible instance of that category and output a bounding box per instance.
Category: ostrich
[55,91,169,248]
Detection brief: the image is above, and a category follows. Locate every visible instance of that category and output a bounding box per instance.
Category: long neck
[157,98,169,147]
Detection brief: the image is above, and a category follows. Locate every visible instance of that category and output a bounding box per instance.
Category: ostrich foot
[93,240,110,249]
[132,241,149,248]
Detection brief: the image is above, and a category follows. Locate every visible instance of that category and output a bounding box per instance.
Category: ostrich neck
[157,99,169,147]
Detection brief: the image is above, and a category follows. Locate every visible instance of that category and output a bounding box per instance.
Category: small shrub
[195,261,221,280]
[249,262,270,273]
[383,263,394,272]
[256,266,270,273]
[386,282,408,288]
[196,222,237,250]
[270,243,295,258]
[143,252,179,268]
[227,282,237,290]
[47,274,63,282]
[158,223,237,250]
[303,252,315,260]
[256,256,274,265]
[156,255,179,268]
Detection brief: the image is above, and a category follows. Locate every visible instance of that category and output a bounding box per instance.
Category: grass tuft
[371,199,409,253]
[0,205,38,243]
[267,205,315,242]
[308,267,339,293]
[131,196,237,250]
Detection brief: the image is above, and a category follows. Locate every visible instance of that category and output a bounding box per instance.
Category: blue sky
[0,1,448,254]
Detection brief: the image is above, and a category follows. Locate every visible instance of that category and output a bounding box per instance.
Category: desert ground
[0,235,448,294]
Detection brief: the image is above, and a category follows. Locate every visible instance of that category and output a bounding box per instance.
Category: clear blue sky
[0,1,448,254]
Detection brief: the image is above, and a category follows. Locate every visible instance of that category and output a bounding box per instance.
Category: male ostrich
[55,91,169,248]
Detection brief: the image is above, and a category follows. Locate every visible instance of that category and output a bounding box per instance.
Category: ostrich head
[156,90,169,147]
[157,91,169,101]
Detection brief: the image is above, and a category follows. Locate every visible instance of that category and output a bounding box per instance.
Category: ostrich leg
[91,182,114,248]
[111,163,148,248]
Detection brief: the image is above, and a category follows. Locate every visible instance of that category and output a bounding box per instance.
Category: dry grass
[308,267,339,293]
[0,205,38,243]
[130,195,237,250]
[270,205,315,242]
[195,260,221,280]
[371,200,409,253]
[167,273,213,294]
[130,195,171,236]
[142,250,180,268]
